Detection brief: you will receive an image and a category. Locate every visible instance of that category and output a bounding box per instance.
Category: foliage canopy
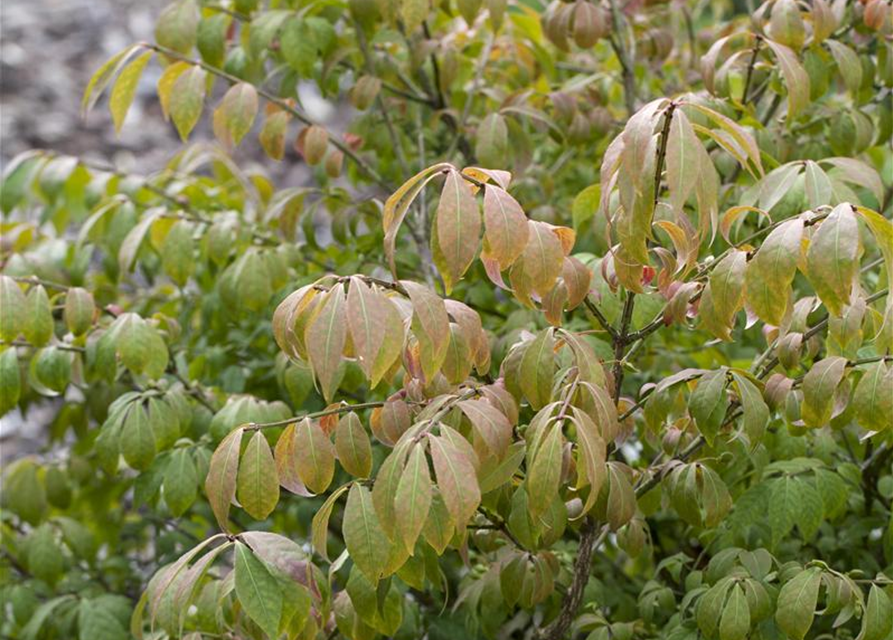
[1,0,893,639]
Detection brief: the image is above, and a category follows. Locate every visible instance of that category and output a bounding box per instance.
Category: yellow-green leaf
[394,443,432,552]
[294,418,336,494]
[169,66,207,142]
[744,218,804,326]
[109,51,153,134]
[237,430,279,520]
[805,203,859,316]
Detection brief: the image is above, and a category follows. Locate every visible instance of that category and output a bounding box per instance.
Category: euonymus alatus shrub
[1,0,892,639]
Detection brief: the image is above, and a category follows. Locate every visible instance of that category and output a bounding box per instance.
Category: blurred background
[1,0,184,169]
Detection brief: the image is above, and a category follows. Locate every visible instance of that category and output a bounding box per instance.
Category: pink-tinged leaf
[402,281,450,382]
[214,82,258,146]
[444,300,489,372]
[805,203,860,316]
[434,169,482,293]
[274,422,313,497]
[205,427,243,531]
[801,356,848,427]
[383,163,453,276]
[482,185,529,270]
[346,278,388,384]
[429,433,481,528]
[744,218,804,326]
[510,221,566,306]
[294,418,336,494]
[236,431,279,521]
[259,110,290,160]
[764,39,810,122]
[305,284,347,403]
[458,398,513,461]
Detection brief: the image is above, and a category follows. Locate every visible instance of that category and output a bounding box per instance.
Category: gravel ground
[0,0,346,461]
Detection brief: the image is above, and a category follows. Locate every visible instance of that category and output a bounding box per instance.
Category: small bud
[349,75,382,110]
[572,0,609,48]
[297,125,329,165]
[64,287,96,336]
[325,149,344,178]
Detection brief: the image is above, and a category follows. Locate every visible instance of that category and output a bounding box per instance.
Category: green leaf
[305,285,347,403]
[764,38,810,122]
[294,417,336,494]
[744,218,804,326]
[234,541,283,640]
[853,361,893,432]
[394,443,433,552]
[311,484,349,560]
[729,371,769,448]
[343,483,389,582]
[109,51,153,134]
[64,287,95,336]
[666,109,702,215]
[433,169,481,294]
[526,422,563,520]
[475,113,509,169]
[164,448,198,517]
[335,412,373,478]
[28,524,63,585]
[860,585,893,640]
[0,276,25,341]
[422,491,455,555]
[801,356,848,428]
[719,584,750,640]
[806,203,860,316]
[825,40,862,95]
[769,475,797,547]
[122,403,156,471]
[0,347,21,415]
[237,430,280,520]
[793,476,823,540]
[169,66,207,142]
[23,285,53,347]
[688,369,729,446]
[775,567,821,640]
[196,13,228,67]
[280,17,316,76]
[155,0,199,54]
[519,328,556,410]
